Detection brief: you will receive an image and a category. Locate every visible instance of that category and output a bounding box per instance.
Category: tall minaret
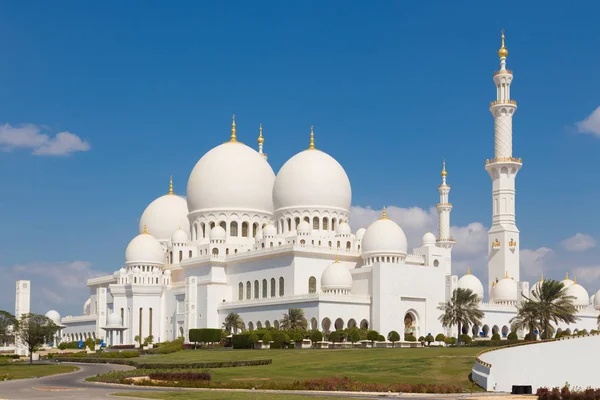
[436,160,455,249]
[486,31,522,293]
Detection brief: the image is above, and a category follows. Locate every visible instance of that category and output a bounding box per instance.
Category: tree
[347,328,360,344]
[279,308,307,331]
[366,330,379,345]
[310,330,323,343]
[222,313,244,334]
[437,288,484,345]
[387,331,400,347]
[425,334,434,345]
[329,330,342,343]
[14,313,59,364]
[134,335,141,345]
[510,299,541,339]
[528,279,578,339]
[435,333,445,342]
[0,311,16,347]
[143,335,154,346]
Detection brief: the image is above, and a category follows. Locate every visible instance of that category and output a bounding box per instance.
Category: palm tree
[527,279,578,340]
[280,308,307,331]
[438,288,484,345]
[510,300,541,339]
[222,312,244,334]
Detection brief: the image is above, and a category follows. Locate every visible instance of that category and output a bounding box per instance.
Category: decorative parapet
[494,69,513,76]
[486,157,523,165]
[490,100,517,107]
[405,253,426,264]
[219,292,371,309]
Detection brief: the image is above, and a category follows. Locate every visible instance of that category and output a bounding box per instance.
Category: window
[252,223,258,237]
[308,276,316,293]
[120,308,124,325]
[210,222,215,229]
[332,218,336,231]
[262,279,267,298]
[212,248,219,256]
[246,282,251,300]
[323,217,329,230]
[279,277,284,297]
[346,241,351,250]
[287,218,291,231]
[189,250,192,258]
[239,283,243,300]
[201,223,206,238]
[219,221,226,231]
[139,308,143,342]
[226,248,229,255]
[294,217,300,229]
[304,216,310,223]
[230,221,238,236]
[242,222,248,237]
[179,251,183,262]
[313,217,319,230]
[337,241,341,248]
[149,308,153,336]
[254,280,259,299]
[270,278,276,297]
[169,251,173,264]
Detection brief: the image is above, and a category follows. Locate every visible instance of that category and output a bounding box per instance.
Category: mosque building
[40,33,600,346]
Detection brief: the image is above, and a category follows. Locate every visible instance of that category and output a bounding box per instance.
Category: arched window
[328,241,332,248]
[201,223,206,238]
[257,321,262,329]
[134,277,137,284]
[287,218,292,231]
[212,248,219,256]
[294,217,300,229]
[189,250,192,258]
[308,276,316,293]
[226,248,229,255]
[270,278,276,297]
[179,251,183,262]
[248,322,254,331]
[139,308,143,342]
[313,216,319,230]
[246,282,251,300]
[337,241,341,248]
[262,279,267,298]
[323,217,329,231]
[300,239,305,246]
[210,222,215,229]
[120,308,124,326]
[304,216,310,223]
[239,283,243,300]
[230,221,238,236]
[279,277,284,297]
[254,280,259,299]
[346,241,351,250]
[252,223,258,237]
[169,251,173,264]
[332,218,336,231]
[242,222,248,237]
[219,221,226,231]
[149,308,153,336]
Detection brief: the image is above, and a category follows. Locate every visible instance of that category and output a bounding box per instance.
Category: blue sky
[0,1,599,314]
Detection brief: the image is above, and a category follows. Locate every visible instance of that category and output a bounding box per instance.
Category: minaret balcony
[485,157,523,165]
[490,100,517,107]
[494,69,513,76]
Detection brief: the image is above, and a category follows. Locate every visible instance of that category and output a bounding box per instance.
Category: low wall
[472,334,600,392]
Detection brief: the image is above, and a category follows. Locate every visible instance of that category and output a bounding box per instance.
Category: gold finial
[467,266,471,275]
[566,272,569,280]
[257,123,264,145]
[505,270,509,278]
[168,175,173,195]
[308,125,315,150]
[335,254,339,263]
[143,224,148,234]
[540,273,544,282]
[230,114,237,142]
[498,30,508,58]
[380,206,388,220]
[492,281,496,288]
[441,159,447,177]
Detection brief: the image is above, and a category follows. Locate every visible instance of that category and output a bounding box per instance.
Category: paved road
[0,362,500,400]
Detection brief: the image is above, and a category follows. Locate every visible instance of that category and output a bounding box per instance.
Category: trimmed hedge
[231,334,253,349]
[54,357,272,369]
[148,371,211,381]
[189,329,222,344]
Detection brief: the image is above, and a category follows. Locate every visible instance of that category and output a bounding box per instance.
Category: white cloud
[561,233,596,252]
[0,261,105,316]
[575,106,600,137]
[0,123,90,156]
[572,266,600,285]
[520,247,555,279]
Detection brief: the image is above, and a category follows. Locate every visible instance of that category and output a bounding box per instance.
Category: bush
[147,338,183,354]
[58,341,81,350]
[459,334,472,344]
[189,329,222,344]
[537,385,600,400]
[425,334,434,344]
[491,333,501,341]
[445,336,456,345]
[524,332,537,341]
[290,331,304,342]
[148,371,211,381]
[270,331,290,349]
[347,328,361,343]
[435,333,445,342]
[387,331,400,343]
[507,332,518,340]
[248,333,259,345]
[405,334,416,342]
[329,330,342,343]
[261,332,272,343]
[418,336,425,342]
[309,330,323,343]
[591,329,599,335]
[232,333,252,349]
[366,330,379,343]
[58,357,272,369]
[84,337,95,350]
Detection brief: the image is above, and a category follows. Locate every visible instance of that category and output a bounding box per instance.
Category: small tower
[257,123,267,160]
[436,160,455,249]
[486,30,522,293]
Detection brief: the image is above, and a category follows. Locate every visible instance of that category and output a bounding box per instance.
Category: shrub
[148,371,211,381]
[445,336,456,345]
[578,329,588,336]
[347,328,361,343]
[507,332,518,340]
[524,333,537,341]
[435,333,445,342]
[366,330,379,343]
[418,336,425,342]
[84,337,95,350]
[270,331,290,349]
[405,334,416,342]
[147,338,183,354]
[232,333,252,349]
[377,334,385,341]
[248,333,259,345]
[425,334,434,344]
[58,341,81,350]
[329,330,342,343]
[261,332,272,343]
[309,330,323,343]
[491,333,501,341]
[290,331,304,342]
[459,334,472,344]
[591,329,599,335]
[189,328,222,344]
[143,335,154,346]
[387,331,400,343]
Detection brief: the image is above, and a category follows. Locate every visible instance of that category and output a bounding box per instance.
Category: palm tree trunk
[457,321,462,346]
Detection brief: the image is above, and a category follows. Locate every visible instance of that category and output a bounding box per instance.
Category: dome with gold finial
[498,30,508,58]
[187,115,276,217]
[566,278,589,308]
[125,227,165,266]
[139,176,190,242]
[561,272,575,289]
[257,123,264,145]
[321,255,353,293]
[272,125,351,218]
[360,207,408,259]
[458,267,484,300]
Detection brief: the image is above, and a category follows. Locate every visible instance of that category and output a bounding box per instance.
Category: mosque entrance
[404,312,416,338]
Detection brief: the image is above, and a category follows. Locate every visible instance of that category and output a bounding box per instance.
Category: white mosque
[22,34,600,347]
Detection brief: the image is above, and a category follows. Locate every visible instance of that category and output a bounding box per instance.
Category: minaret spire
[168,175,173,195]
[308,125,315,150]
[229,114,237,142]
[486,30,522,294]
[436,159,455,250]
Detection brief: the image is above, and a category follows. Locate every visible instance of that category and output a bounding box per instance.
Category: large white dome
[139,187,189,241]
[125,231,165,265]
[355,228,366,241]
[45,310,61,324]
[561,273,574,289]
[187,140,275,215]
[361,211,407,257]
[566,282,589,307]
[493,276,518,303]
[458,268,484,300]
[594,290,600,310]
[273,146,351,213]
[321,259,353,292]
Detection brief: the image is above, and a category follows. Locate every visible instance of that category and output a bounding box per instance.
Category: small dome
[263,224,277,237]
[45,310,61,324]
[361,214,407,257]
[566,283,589,307]
[210,226,226,241]
[297,221,311,234]
[493,276,518,303]
[422,231,436,247]
[562,273,574,289]
[458,269,484,300]
[164,269,172,276]
[355,228,366,241]
[273,147,351,214]
[530,278,544,297]
[171,228,189,244]
[336,222,351,236]
[106,313,122,326]
[321,259,352,291]
[594,290,600,310]
[139,192,189,242]
[83,298,91,315]
[119,267,126,275]
[125,231,165,265]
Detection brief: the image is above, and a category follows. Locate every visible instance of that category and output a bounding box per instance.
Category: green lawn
[113,392,360,400]
[133,347,480,388]
[0,363,78,380]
